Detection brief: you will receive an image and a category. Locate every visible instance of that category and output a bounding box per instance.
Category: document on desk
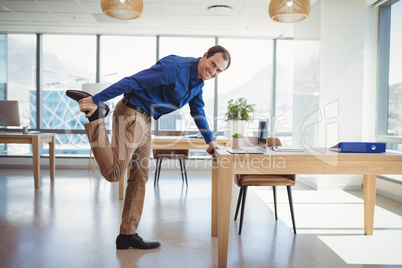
[271,147,304,152]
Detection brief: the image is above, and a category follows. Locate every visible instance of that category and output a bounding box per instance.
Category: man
[66,45,231,250]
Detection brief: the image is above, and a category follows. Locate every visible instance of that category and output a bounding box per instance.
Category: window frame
[377,0,402,145]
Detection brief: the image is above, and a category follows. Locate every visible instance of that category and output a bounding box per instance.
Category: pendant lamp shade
[269,0,310,23]
[101,0,143,20]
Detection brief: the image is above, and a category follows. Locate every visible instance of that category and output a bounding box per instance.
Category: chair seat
[236,174,296,187]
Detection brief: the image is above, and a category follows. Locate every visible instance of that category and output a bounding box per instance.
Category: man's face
[198,52,229,80]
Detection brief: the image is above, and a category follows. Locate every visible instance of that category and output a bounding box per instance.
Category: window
[378,0,402,151]
[41,35,97,155]
[0,34,36,155]
[0,33,304,157]
[276,40,295,135]
[217,38,273,137]
[101,36,157,131]
[292,40,320,147]
[100,36,156,85]
[387,1,402,138]
[42,34,96,130]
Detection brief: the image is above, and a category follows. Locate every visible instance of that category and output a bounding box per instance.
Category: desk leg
[211,156,218,237]
[49,136,55,181]
[363,174,377,235]
[32,136,40,188]
[218,164,232,268]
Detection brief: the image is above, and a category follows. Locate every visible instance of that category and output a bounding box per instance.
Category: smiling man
[65,45,231,250]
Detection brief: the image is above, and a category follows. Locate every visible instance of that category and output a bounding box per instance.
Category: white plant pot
[226,120,248,138]
[232,138,242,149]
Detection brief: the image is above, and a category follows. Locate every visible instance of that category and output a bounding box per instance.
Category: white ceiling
[0,0,318,38]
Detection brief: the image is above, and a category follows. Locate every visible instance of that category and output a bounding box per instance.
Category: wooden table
[212,148,402,268]
[118,136,231,200]
[0,133,56,188]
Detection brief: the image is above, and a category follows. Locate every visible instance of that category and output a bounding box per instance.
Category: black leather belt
[121,97,149,117]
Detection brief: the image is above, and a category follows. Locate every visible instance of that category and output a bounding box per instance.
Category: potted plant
[225,98,255,137]
[232,133,243,149]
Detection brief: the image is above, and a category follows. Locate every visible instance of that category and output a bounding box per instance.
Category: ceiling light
[101,0,143,20]
[268,0,311,23]
[207,5,233,15]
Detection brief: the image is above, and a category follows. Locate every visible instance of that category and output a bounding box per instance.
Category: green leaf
[225,98,255,122]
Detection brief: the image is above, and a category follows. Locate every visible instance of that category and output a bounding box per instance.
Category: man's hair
[206,45,231,70]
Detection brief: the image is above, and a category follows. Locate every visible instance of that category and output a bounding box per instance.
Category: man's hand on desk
[207,140,220,156]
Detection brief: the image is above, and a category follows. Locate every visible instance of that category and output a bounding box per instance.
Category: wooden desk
[212,148,402,268]
[0,133,56,188]
[118,136,231,200]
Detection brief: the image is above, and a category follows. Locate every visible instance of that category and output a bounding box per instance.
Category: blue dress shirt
[91,55,215,144]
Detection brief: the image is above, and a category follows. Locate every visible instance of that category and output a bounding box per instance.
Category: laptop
[0,100,21,127]
[227,119,269,154]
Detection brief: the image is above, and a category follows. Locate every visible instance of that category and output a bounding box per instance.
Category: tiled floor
[0,168,401,268]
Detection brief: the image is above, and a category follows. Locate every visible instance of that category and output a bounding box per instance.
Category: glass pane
[292,40,320,147]
[158,37,215,132]
[100,36,156,130]
[0,35,6,100]
[276,40,294,134]
[42,35,96,155]
[0,34,36,155]
[100,36,156,85]
[3,34,36,128]
[42,34,96,129]
[388,1,402,136]
[217,38,273,137]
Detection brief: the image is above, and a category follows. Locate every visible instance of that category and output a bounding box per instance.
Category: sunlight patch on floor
[319,231,402,265]
[254,189,402,265]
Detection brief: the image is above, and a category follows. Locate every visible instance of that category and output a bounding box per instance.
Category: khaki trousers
[84,101,152,235]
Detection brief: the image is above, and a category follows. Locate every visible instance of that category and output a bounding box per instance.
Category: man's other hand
[79,97,98,118]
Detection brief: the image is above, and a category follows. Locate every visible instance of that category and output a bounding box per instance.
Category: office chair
[234,137,297,235]
[153,131,189,187]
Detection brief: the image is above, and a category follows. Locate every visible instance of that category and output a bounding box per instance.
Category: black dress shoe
[116,234,161,250]
[66,89,92,102]
[65,89,110,121]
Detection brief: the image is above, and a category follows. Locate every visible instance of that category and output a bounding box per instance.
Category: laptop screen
[257,119,269,145]
[0,100,21,127]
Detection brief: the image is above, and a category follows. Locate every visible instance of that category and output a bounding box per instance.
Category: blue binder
[330,142,386,153]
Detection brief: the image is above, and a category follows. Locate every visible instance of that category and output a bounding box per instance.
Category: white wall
[319,0,367,145]
[294,0,379,190]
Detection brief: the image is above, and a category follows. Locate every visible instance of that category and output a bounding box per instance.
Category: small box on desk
[330,142,386,153]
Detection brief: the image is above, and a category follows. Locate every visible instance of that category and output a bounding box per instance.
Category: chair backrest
[153,131,189,157]
[234,137,294,185]
[242,137,282,148]
[267,137,282,147]
[0,100,21,127]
